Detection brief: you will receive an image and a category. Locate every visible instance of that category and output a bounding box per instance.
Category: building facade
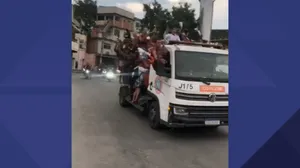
[72,6,81,70]
[134,17,142,32]
[72,5,88,70]
[87,6,135,67]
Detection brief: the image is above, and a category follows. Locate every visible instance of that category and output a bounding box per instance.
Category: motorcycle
[105,71,115,82]
[82,68,91,79]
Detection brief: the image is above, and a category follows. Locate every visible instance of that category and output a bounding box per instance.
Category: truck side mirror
[156,65,171,78]
[164,66,171,74]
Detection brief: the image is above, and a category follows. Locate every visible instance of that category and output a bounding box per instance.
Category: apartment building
[134,17,142,32]
[72,8,80,69]
[72,5,88,70]
[87,6,135,67]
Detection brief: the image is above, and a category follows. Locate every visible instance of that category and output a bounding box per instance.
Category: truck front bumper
[164,104,228,128]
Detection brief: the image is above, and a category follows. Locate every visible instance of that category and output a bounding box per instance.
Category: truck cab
[119,41,228,130]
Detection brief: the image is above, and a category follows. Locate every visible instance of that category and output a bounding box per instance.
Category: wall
[75,33,87,50]
[85,53,96,68]
[96,17,133,31]
[72,41,79,51]
[77,50,86,69]
[72,33,87,69]
[72,52,78,69]
[97,40,116,56]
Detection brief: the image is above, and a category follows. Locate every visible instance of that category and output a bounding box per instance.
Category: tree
[141,1,201,40]
[171,2,199,41]
[73,0,97,35]
[142,0,173,38]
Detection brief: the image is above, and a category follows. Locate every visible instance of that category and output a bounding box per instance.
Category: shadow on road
[124,106,228,141]
[164,127,228,140]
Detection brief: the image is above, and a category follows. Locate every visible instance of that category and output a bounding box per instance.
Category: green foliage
[73,0,97,35]
[141,1,173,38]
[141,1,200,40]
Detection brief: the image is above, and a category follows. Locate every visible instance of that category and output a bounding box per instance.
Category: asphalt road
[72,73,228,168]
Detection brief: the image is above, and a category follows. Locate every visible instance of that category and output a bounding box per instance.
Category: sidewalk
[72,69,100,73]
[72,69,82,73]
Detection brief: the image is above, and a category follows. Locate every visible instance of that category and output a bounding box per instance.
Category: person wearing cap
[116,29,137,84]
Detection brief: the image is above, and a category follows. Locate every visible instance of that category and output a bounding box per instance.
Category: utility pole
[198,0,215,42]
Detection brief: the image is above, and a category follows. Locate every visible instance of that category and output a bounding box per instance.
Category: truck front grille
[175,92,228,101]
[172,104,228,119]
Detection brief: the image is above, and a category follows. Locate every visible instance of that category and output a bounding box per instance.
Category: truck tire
[119,86,130,107]
[148,101,162,129]
[141,102,150,116]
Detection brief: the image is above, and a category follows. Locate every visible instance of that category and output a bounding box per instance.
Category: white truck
[119,0,228,130]
[118,41,228,129]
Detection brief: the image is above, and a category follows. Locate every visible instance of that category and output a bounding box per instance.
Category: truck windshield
[175,51,228,83]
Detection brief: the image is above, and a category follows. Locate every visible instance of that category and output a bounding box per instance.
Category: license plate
[205,120,220,125]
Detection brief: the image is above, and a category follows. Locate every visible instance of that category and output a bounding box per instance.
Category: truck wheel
[141,102,150,116]
[119,87,130,107]
[148,101,162,129]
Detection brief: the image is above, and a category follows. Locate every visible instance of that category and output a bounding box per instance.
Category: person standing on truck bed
[133,30,149,50]
[115,29,136,84]
[131,35,160,103]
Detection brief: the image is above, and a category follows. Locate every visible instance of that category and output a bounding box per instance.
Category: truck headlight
[174,107,188,115]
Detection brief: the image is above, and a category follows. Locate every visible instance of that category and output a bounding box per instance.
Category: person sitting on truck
[131,49,154,103]
[131,36,157,103]
[179,29,190,42]
[165,28,181,43]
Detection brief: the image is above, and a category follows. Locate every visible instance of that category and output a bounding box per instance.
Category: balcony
[95,20,107,26]
[95,20,133,31]
[72,41,79,51]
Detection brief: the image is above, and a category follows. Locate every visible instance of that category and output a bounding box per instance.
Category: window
[175,51,228,83]
[114,29,120,37]
[115,16,120,21]
[106,16,113,20]
[79,40,85,49]
[103,43,111,49]
[97,15,105,20]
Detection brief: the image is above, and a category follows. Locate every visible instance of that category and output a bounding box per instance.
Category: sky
[73,0,228,29]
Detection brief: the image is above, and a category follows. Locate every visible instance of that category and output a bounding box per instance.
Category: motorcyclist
[84,63,91,70]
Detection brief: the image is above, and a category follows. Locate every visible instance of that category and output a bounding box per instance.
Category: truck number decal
[178,83,193,90]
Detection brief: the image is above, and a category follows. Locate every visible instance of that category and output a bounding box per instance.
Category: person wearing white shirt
[164,29,180,43]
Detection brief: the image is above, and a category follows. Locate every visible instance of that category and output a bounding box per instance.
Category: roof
[165,44,228,55]
[211,29,228,40]
[97,6,134,19]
